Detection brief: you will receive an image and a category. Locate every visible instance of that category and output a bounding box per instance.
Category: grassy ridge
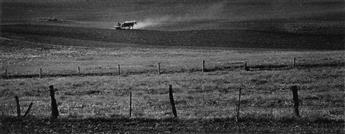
[2,61,344,79]
[1,24,344,50]
[1,36,344,77]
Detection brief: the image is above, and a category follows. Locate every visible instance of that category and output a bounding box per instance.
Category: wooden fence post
[169,85,177,118]
[39,68,43,78]
[129,92,132,117]
[157,63,161,75]
[118,64,121,75]
[293,58,296,68]
[244,61,249,71]
[4,68,8,79]
[290,85,300,117]
[236,88,242,122]
[202,60,205,72]
[49,85,59,119]
[15,96,21,118]
[77,66,81,74]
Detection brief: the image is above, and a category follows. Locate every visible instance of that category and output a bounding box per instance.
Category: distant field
[1,24,344,50]
[2,0,344,31]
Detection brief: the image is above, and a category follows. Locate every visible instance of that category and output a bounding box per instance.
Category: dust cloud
[134,16,171,29]
[134,1,226,29]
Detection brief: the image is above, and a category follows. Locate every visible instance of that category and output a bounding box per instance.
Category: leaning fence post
[157,63,161,75]
[77,66,81,75]
[118,64,121,75]
[4,68,8,78]
[202,60,205,72]
[23,102,33,117]
[39,68,43,78]
[290,85,300,117]
[49,85,59,119]
[236,88,242,122]
[129,92,132,117]
[169,85,177,118]
[15,96,21,118]
[244,61,249,71]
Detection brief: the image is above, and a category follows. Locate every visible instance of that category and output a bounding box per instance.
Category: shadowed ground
[1,116,344,134]
[1,24,344,50]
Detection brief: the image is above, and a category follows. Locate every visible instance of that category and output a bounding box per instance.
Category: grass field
[0,33,344,133]
[1,0,344,133]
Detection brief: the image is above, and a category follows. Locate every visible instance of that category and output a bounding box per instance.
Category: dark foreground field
[1,116,343,134]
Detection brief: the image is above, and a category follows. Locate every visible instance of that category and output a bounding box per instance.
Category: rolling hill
[1,24,344,50]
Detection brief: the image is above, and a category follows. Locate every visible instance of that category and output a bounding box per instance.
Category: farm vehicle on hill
[113,21,137,30]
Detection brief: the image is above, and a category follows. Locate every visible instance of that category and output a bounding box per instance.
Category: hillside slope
[1,24,344,50]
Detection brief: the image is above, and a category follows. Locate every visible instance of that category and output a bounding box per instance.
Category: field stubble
[0,33,344,133]
[0,37,344,120]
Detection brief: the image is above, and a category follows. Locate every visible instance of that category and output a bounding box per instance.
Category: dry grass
[0,36,344,133]
[0,44,343,120]
[1,37,344,76]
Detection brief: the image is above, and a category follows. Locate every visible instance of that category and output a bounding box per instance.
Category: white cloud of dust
[134,1,226,29]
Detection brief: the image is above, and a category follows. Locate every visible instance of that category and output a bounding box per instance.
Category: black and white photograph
[0,0,344,133]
